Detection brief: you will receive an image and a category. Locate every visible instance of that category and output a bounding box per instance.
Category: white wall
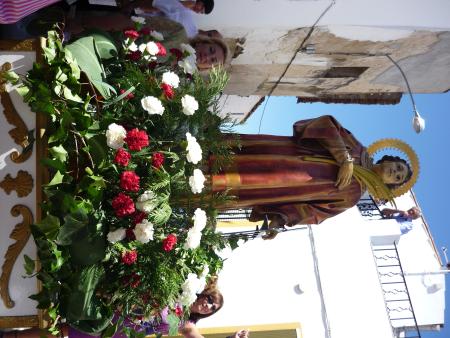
[196,0,450,33]
[200,192,446,336]
[199,207,394,338]
[0,52,38,317]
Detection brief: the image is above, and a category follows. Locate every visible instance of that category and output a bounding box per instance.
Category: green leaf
[167,314,180,336]
[63,85,83,102]
[55,68,68,83]
[46,171,64,186]
[35,214,60,240]
[23,255,35,275]
[16,85,29,97]
[64,49,81,79]
[89,30,118,60]
[42,46,56,62]
[65,37,111,98]
[56,210,89,245]
[87,134,107,167]
[69,231,106,266]
[49,145,68,162]
[4,70,19,83]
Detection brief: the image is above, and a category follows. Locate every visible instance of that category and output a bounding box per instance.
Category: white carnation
[107,227,126,243]
[178,55,197,75]
[189,169,206,194]
[131,16,146,24]
[106,123,127,149]
[200,265,209,279]
[134,219,154,244]
[198,265,209,291]
[128,41,138,52]
[179,273,203,306]
[181,94,199,116]
[146,41,160,56]
[192,208,207,232]
[141,96,165,115]
[150,30,164,41]
[136,190,157,212]
[162,71,180,89]
[184,229,202,250]
[138,43,147,53]
[180,43,196,56]
[185,132,202,164]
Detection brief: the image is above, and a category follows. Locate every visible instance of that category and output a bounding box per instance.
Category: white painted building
[194,0,450,120]
[196,192,446,338]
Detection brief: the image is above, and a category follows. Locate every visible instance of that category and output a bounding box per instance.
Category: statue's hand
[335,161,354,189]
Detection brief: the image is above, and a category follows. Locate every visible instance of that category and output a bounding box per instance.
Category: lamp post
[385,54,425,133]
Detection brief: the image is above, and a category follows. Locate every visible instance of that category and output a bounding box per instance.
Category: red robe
[211,115,367,226]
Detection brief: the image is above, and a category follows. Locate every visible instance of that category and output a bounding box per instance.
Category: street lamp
[385,54,425,133]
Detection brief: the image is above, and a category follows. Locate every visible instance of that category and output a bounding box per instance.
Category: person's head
[407,206,422,219]
[189,277,224,322]
[190,36,229,70]
[192,0,215,14]
[374,155,413,189]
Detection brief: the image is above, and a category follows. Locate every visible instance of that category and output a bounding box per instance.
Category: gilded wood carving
[0,205,34,308]
[0,315,39,329]
[0,62,12,92]
[0,170,34,197]
[0,92,34,163]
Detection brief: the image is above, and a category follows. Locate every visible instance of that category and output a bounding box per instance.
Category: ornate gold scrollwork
[0,92,34,163]
[0,62,12,93]
[0,205,34,308]
[0,170,34,197]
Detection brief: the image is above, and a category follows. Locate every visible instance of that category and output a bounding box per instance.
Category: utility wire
[257,0,337,133]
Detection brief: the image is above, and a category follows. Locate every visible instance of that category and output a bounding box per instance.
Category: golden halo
[367,138,419,197]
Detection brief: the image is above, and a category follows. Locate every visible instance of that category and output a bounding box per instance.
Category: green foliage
[17,28,240,337]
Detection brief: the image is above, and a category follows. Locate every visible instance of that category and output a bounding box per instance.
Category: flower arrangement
[12,21,240,337]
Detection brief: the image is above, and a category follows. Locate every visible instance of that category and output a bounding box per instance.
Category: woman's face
[377,160,409,185]
[190,294,219,315]
[195,42,225,69]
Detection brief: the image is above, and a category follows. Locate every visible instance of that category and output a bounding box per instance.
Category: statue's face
[378,161,409,185]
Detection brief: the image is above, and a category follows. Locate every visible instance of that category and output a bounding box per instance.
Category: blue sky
[235,92,450,337]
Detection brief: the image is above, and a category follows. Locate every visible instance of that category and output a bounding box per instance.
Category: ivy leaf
[23,254,35,275]
[46,171,64,186]
[56,210,89,245]
[35,214,60,240]
[167,314,180,336]
[63,85,83,103]
[49,145,68,162]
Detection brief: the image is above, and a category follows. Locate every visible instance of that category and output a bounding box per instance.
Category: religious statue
[211,115,419,232]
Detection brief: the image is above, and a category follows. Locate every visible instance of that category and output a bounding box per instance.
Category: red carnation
[122,249,138,265]
[162,234,177,252]
[125,128,149,151]
[160,83,174,100]
[124,29,139,39]
[112,193,135,217]
[140,27,151,35]
[175,306,183,317]
[156,42,167,56]
[119,88,135,100]
[169,48,183,61]
[127,50,142,61]
[148,61,157,70]
[133,211,147,225]
[152,152,165,169]
[114,148,131,166]
[126,227,136,241]
[120,171,140,192]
